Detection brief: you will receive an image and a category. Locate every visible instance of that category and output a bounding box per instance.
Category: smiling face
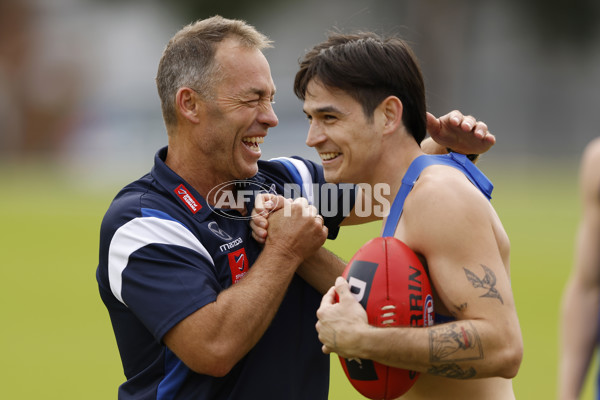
[303,79,384,184]
[196,37,278,181]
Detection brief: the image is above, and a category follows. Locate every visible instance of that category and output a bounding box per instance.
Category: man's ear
[175,87,201,124]
[379,96,403,135]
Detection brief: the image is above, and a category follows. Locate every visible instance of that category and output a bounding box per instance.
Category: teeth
[320,152,340,161]
[242,136,264,145]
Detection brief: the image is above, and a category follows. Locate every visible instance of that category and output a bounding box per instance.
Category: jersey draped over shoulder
[96,147,355,400]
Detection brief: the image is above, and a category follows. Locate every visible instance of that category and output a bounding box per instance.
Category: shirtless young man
[295,32,523,399]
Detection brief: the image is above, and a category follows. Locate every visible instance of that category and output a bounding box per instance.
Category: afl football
[339,236,434,400]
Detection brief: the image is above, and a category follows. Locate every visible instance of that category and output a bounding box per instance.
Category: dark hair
[294,32,426,143]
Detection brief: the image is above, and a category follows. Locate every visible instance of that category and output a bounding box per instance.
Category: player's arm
[164,199,327,377]
[559,138,600,400]
[402,174,522,378]
[317,172,523,378]
[297,246,346,294]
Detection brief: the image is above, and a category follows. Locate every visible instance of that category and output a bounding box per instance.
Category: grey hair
[156,15,273,128]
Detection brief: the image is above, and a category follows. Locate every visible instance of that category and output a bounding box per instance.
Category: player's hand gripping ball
[339,237,435,400]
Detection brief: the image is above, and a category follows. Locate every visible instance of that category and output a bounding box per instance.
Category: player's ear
[175,87,201,124]
[379,96,403,136]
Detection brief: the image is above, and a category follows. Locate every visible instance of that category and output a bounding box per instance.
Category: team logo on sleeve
[228,248,248,284]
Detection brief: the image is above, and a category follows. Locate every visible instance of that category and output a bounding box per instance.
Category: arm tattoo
[429,322,483,362]
[427,363,476,379]
[428,322,483,379]
[464,264,504,304]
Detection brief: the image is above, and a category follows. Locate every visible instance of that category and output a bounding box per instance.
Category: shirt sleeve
[107,212,218,341]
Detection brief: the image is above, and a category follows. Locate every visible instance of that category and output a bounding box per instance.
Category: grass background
[0,158,595,399]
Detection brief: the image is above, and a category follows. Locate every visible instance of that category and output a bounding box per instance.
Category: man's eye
[246,98,275,108]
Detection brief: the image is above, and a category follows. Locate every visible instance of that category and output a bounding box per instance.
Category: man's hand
[264,197,328,263]
[250,193,283,244]
[316,277,369,357]
[425,110,496,156]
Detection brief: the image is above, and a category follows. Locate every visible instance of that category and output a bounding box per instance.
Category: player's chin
[237,160,259,179]
[322,169,343,184]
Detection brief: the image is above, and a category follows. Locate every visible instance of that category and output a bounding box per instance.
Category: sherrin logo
[424,294,434,327]
[175,184,201,214]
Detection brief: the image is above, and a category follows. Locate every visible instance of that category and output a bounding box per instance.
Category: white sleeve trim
[270,157,315,205]
[108,217,213,305]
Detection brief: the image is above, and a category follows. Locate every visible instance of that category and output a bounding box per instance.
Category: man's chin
[239,164,259,180]
[323,171,341,184]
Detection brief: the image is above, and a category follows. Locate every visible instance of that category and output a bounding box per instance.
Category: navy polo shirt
[96,147,355,399]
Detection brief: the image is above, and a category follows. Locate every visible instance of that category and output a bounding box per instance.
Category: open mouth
[319,152,341,161]
[242,136,264,153]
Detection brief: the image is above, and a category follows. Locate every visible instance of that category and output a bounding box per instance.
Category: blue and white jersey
[96,147,354,400]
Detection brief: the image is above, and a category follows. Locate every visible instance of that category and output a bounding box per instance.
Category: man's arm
[559,138,600,400]
[297,247,346,294]
[316,170,522,378]
[164,199,327,377]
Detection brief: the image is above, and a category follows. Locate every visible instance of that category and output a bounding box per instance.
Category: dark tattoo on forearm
[429,322,483,362]
[428,322,483,379]
[464,264,504,304]
[427,363,477,379]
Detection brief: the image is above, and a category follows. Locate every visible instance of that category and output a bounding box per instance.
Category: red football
[339,236,434,400]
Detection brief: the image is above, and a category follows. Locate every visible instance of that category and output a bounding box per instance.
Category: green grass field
[0,159,595,399]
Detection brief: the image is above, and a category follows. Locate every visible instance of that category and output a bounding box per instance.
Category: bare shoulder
[401,164,499,249]
[407,164,491,217]
[582,138,600,180]
[579,137,600,206]
[583,136,600,159]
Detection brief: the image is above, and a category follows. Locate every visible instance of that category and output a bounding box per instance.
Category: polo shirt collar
[151,146,269,221]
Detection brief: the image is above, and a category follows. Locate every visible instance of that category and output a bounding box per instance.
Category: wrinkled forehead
[215,38,276,96]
